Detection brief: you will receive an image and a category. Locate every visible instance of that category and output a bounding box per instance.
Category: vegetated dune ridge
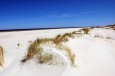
[0,27,115,76]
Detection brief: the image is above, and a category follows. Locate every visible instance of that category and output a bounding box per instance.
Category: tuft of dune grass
[53,34,68,45]
[0,45,4,67]
[79,28,90,34]
[22,31,78,67]
[38,53,53,64]
[55,45,76,67]
[53,31,78,45]
[21,38,52,63]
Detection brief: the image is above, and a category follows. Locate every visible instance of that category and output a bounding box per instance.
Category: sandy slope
[0,28,115,76]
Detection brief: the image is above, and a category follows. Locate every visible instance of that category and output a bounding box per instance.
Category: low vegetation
[94,33,114,40]
[55,45,76,67]
[0,45,4,67]
[21,30,81,67]
[105,24,115,30]
[17,43,20,46]
[53,31,77,45]
[21,38,52,63]
[79,28,90,34]
[28,40,32,43]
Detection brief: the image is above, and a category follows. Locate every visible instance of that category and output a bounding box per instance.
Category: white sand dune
[0,28,115,76]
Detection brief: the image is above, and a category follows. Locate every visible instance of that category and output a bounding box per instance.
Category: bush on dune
[38,53,53,64]
[79,28,90,34]
[21,38,52,63]
[53,34,66,45]
[55,45,76,67]
[22,31,77,67]
[53,31,77,45]
[0,45,4,67]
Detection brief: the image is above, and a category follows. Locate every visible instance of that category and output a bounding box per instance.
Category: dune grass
[55,45,76,67]
[53,31,78,45]
[79,28,90,34]
[38,52,53,64]
[0,46,4,67]
[21,38,52,63]
[22,31,78,67]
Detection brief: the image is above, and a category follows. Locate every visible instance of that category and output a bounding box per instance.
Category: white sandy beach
[0,28,115,76]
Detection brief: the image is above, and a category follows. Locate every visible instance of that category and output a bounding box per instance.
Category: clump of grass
[55,45,76,67]
[79,28,90,34]
[72,31,77,34]
[17,43,20,46]
[53,34,63,44]
[53,34,69,45]
[93,33,114,40]
[28,40,32,43]
[53,31,77,45]
[21,38,52,63]
[22,31,76,67]
[63,32,75,38]
[0,45,4,67]
[38,53,53,64]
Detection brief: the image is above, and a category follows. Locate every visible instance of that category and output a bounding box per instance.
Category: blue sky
[0,0,115,29]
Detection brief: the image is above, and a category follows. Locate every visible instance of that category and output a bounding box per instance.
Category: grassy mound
[79,28,90,34]
[21,30,80,67]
